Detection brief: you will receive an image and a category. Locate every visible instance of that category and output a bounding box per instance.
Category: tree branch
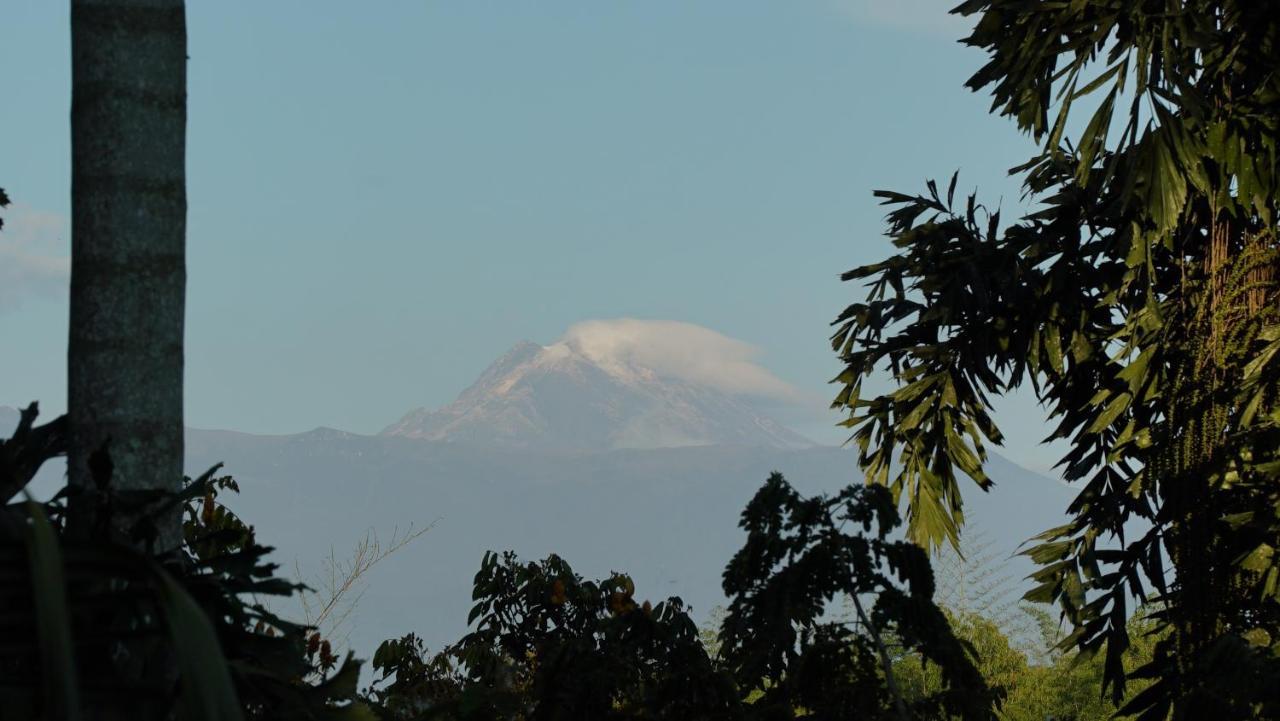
[851,592,912,721]
[1,403,67,504]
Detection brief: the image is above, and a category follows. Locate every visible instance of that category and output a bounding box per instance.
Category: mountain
[382,340,814,451]
[178,428,1074,661]
[2,339,1077,669]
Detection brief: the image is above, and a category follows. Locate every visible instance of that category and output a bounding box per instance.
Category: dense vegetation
[5,0,1280,718]
[360,475,994,721]
[2,407,367,719]
[831,1,1280,717]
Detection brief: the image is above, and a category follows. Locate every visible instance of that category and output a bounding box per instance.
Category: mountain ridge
[3,323,1076,667]
[381,339,815,451]
[4,402,1075,664]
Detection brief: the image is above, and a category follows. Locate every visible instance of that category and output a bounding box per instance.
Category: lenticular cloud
[560,318,803,402]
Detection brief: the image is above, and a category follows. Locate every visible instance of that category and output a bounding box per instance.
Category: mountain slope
[382,340,814,451]
[3,403,1077,665]
[183,427,1075,660]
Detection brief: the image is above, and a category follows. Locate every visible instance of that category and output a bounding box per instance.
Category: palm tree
[68,0,187,548]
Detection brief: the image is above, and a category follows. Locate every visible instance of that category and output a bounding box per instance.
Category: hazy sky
[1,1,1064,471]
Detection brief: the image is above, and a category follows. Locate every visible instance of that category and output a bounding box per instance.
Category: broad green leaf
[1239,543,1274,574]
[151,565,246,721]
[1086,393,1131,434]
[22,501,82,721]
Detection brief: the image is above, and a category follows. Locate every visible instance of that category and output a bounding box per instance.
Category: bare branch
[296,520,435,653]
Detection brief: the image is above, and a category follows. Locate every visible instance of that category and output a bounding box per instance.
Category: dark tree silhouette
[68,0,188,548]
[832,2,1280,717]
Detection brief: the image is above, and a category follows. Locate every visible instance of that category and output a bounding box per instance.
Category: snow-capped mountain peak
[381,338,814,451]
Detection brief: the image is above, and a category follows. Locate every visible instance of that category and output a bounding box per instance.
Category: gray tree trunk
[68,0,187,550]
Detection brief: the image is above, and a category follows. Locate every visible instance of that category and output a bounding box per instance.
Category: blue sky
[1,1,1064,471]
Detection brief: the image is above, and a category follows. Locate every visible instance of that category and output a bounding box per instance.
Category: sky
[0,1,1065,473]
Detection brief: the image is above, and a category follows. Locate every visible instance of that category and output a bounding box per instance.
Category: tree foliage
[1,406,373,720]
[368,552,738,721]
[367,474,996,721]
[929,530,1034,650]
[832,2,1280,716]
[896,606,1165,721]
[718,473,997,721]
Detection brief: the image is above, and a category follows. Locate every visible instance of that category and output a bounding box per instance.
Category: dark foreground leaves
[366,473,996,721]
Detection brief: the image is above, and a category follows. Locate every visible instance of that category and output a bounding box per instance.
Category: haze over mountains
[2,322,1077,663]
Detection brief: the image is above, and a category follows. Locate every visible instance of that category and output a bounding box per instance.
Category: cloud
[0,204,70,311]
[559,318,809,403]
[831,0,974,38]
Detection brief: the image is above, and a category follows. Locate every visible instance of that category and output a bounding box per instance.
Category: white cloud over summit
[560,318,807,403]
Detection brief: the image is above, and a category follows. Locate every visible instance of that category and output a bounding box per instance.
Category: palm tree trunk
[68,0,187,550]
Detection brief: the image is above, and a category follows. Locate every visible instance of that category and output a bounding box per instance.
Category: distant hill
[178,428,1075,661]
[2,335,1077,664]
